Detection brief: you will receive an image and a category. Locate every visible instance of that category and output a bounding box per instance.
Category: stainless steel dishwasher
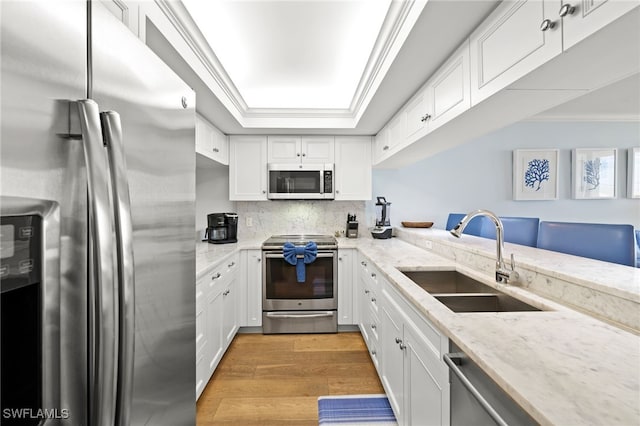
[444,342,537,426]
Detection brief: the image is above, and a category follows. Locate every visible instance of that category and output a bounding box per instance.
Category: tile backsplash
[236,201,367,240]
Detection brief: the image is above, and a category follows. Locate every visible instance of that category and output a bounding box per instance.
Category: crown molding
[526,114,640,122]
[155,0,427,128]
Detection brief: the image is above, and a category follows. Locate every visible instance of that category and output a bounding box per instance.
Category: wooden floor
[196,332,385,425]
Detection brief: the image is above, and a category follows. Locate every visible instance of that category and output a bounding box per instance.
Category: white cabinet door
[205,280,224,376]
[211,125,229,165]
[229,135,267,200]
[374,125,390,164]
[221,277,238,346]
[99,0,139,34]
[267,136,301,163]
[560,0,639,49]
[334,136,372,201]
[195,281,208,400]
[301,136,335,163]
[243,249,263,327]
[404,323,450,426]
[337,249,354,325]
[404,89,429,141]
[380,291,405,424]
[470,0,562,105]
[195,114,214,160]
[387,113,406,153]
[427,40,471,132]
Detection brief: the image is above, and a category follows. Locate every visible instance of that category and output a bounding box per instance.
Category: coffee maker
[205,213,238,244]
[371,197,392,239]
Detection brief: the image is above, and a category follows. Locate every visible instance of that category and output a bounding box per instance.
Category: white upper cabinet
[196,114,228,165]
[404,89,429,141]
[334,136,372,201]
[560,0,640,50]
[267,136,334,164]
[427,40,471,132]
[229,136,267,201]
[469,0,562,105]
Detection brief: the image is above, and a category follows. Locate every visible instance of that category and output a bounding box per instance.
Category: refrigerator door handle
[76,99,118,426]
[100,111,135,426]
[100,110,136,426]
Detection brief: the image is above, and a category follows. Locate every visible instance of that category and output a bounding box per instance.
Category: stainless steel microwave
[267,163,334,200]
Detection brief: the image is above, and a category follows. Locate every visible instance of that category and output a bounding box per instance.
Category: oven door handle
[264,252,335,259]
[265,311,335,319]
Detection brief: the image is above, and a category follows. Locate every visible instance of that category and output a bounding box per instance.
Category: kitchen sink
[401,270,498,294]
[400,270,543,313]
[434,294,541,313]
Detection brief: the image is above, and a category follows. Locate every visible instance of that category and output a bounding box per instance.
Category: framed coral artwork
[572,148,617,199]
[513,149,559,200]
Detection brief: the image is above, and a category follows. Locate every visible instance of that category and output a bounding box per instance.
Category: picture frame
[513,149,559,200]
[572,148,617,199]
[628,147,640,199]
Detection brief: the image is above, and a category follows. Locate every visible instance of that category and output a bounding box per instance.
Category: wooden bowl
[401,221,434,228]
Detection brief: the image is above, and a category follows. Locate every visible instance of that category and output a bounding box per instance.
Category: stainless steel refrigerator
[1,1,196,424]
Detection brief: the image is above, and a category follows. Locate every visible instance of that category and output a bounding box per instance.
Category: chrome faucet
[449,209,518,284]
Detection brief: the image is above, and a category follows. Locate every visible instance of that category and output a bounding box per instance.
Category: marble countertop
[346,236,640,426]
[195,234,640,425]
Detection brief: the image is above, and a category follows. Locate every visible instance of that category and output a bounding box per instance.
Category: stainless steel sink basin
[401,270,543,313]
[434,294,541,313]
[401,270,498,294]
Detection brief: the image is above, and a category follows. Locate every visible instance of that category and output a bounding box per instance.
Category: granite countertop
[346,236,640,426]
[195,234,640,424]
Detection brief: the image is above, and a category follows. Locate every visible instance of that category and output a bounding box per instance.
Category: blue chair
[636,230,640,268]
[479,217,540,247]
[445,213,487,237]
[537,222,635,267]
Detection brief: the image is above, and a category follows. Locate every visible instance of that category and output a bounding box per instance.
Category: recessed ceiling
[152,0,501,133]
[182,0,391,110]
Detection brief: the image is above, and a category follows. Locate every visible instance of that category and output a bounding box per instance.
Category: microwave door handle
[100,111,135,426]
[319,170,324,194]
[77,100,118,426]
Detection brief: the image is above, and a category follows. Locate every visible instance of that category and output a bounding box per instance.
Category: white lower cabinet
[195,253,240,400]
[338,249,355,325]
[379,277,450,426]
[240,249,263,327]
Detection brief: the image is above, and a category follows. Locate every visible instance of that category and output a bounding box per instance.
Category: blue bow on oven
[283,241,318,282]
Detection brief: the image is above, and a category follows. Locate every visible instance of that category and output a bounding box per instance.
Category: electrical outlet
[424,240,432,250]
[246,217,253,227]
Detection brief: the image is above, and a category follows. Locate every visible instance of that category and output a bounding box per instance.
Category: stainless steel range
[262,234,338,334]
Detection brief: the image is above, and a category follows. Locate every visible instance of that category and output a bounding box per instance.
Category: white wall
[372,121,640,229]
[196,158,236,238]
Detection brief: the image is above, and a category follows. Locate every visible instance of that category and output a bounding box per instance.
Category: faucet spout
[450,209,518,284]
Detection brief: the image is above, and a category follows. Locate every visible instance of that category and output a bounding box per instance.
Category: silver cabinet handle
[211,272,221,280]
[371,324,376,330]
[257,258,262,262]
[443,353,509,426]
[383,145,389,150]
[364,289,370,294]
[559,3,575,17]
[399,342,406,350]
[540,18,556,31]
[371,272,376,278]
[223,289,230,296]
[228,261,235,268]
[371,349,377,356]
[420,113,432,122]
[302,153,306,157]
[361,261,367,266]
[213,147,220,153]
[77,100,117,426]
[297,153,301,157]
[371,297,376,303]
[262,190,267,194]
[336,190,340,194]
[101,110,135,426]
[395,337,402,344]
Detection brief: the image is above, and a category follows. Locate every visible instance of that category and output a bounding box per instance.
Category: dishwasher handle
[443,352,509,426]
